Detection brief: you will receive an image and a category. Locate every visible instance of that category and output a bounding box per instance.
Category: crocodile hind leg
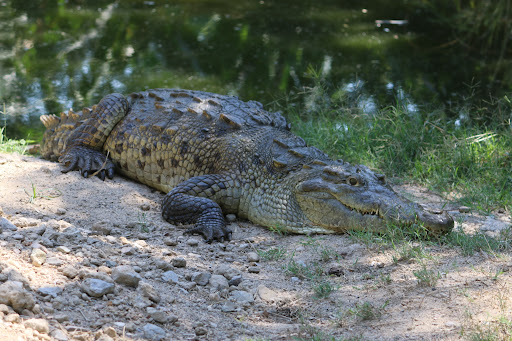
[162,174,236,242]
[59,93,130,180]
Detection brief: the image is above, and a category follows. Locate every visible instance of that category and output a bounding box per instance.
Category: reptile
[39,89,454,242]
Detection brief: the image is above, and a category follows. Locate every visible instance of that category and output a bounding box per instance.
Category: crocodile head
[293,163,454,236]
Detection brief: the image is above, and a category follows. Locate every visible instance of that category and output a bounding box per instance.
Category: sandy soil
[0,151,511,341]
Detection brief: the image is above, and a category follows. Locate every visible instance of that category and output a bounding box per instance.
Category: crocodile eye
[348,177,358,186]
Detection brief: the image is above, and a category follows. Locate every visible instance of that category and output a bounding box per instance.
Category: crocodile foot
[184,224,232,243]
[59,146,115,180]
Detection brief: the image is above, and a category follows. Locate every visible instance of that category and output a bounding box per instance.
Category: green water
[0,0,499,140]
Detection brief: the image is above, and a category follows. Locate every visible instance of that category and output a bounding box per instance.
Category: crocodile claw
[58,146,115,180]
[184,225,232,243]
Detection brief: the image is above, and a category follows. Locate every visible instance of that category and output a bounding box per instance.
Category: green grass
[413,264,441,287]
[0,126,29,154]
[276,78,512,213]
[257,247,287,261]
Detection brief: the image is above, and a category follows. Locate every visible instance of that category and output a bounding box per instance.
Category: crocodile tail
[40,114,60,129]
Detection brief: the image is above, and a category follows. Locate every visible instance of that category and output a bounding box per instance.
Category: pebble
[228,275,243,287]
[56,246,71,254]
[161,271,179,284]
[0,280,35,313]
[257,285,279,303]
[0,217,18,231]
[24,318,50,334]
[220,301,238,312]
[5,312,20,323]
[191,272,212,286]
[231,290,254,304]
[59,265,78,279]
[54,313,70,322]
[30,248,47,267]
[138,282,161,303]
[215,264,241,280]
[172,257,187,268]
[121,246,136,255]
[81,278,115,298]
[164,238,178,246]
[195,326,208,336]
[46,257,64,266]
[140,203,151,211]
[50,329,68,341]
[209,274,229,291]
[179,281,197,290]
[143,323,166,341]
[248,266,260,273]
[226,214,236,222]
[247,252,260,262]
[459,206,471,213]
[91,221,112,235]
[111,265,142,287]
[37,286,62,298]
[186,238,200,246]
[12,233,24,240]
[291,277,301,284]
[147,307,168,323]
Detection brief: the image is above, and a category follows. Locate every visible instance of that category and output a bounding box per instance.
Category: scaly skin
[40,89,454,242]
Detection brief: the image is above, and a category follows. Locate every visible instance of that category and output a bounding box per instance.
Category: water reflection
[0,0,493,140]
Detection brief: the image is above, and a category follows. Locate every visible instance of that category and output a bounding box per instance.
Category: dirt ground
[0,151,511,341]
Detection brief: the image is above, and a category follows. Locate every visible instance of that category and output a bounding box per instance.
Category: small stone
[215,264,241,280]
[56,246,71,254]
[445,321,457,328]
[0,304,9,313]
[37,287,62,298]
[248,266,260,273]
[143,323,166,341]
[111,265,142,287]
[172,257,187,268]
[231,290,254,304]
[147,307,168,323]
[0,217,18,231]
[12,233,24,240]
[228,275,243,287]
[138,282,160,303]
[0,281,35,313]
[91,222,112,235]
[55,208,67,216]
[5,313,20,323]
[209,274,229,291]
[121,246,136,255]
[186,238,200,246]
[179,281,197,290]
[195,326,208,336]
[247,252,260,262]
[105,260,117,268]
[59,265,78,279]
[164,238,178,246]
[54,313,69,322]
[103,327,117,338]
[459,206,471,213]
[46,257,64,266]
[291,277,301,284]
[50,329,68,341]
[191,272,211,286]
[24,318,50,334]
[140,203,151,211]
[30,248,47,267]
[96,335,114,341]
[257,285,279,303]
[220,301,237,312]
[226,214,236,223]
[161,271,179,284]
[81,278,114,298]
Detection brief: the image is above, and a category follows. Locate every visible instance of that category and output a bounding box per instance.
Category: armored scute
[40,89,453,241]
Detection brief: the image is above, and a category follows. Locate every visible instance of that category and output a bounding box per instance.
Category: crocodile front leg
[59,93,130,180]
[162,174,236,242]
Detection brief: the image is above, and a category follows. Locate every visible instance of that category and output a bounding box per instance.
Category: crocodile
[39,89,454,242]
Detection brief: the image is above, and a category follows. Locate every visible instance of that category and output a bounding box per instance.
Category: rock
[161,271,179,284]
[215,264,241,280]
[164,238,178,246]
[480,216,511,232]
[220,301,238,312]
[186,238,200,246]
[55,208,67,215]
[37,286,62,298]
[81,278,114,298]
[172,257,187,268]
[195,326,208,336]
[54,313,69,322]
[138,282,160,303]
[97,335,114,341]
[226,214,237,223]
[111,265,142,287]
[50,329,68,341]
[231,290,254,304]
[56,246,71,254]
[24,318,50,334]
[179,281,197,290]
[147,307,168,323]
[209,274,229,291]
[5,313,20,323]
[191,272,211,286]
[121,246,136,255]
[30,248,47,267]
[91,221,112,235]
[46,257,64,266]
[228,275,243,287]
[143,323,166,341]
[257,285,279,303]
[140,203,151,211]
[0,281,35,313]
[0,304,9,313]
[459,206,471,213]
[0,217,18,231]
[56,226,85,245]
[59,265,78,279]
[247,252,260,262]
[248,266,260,273]
[6,269,30,288]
